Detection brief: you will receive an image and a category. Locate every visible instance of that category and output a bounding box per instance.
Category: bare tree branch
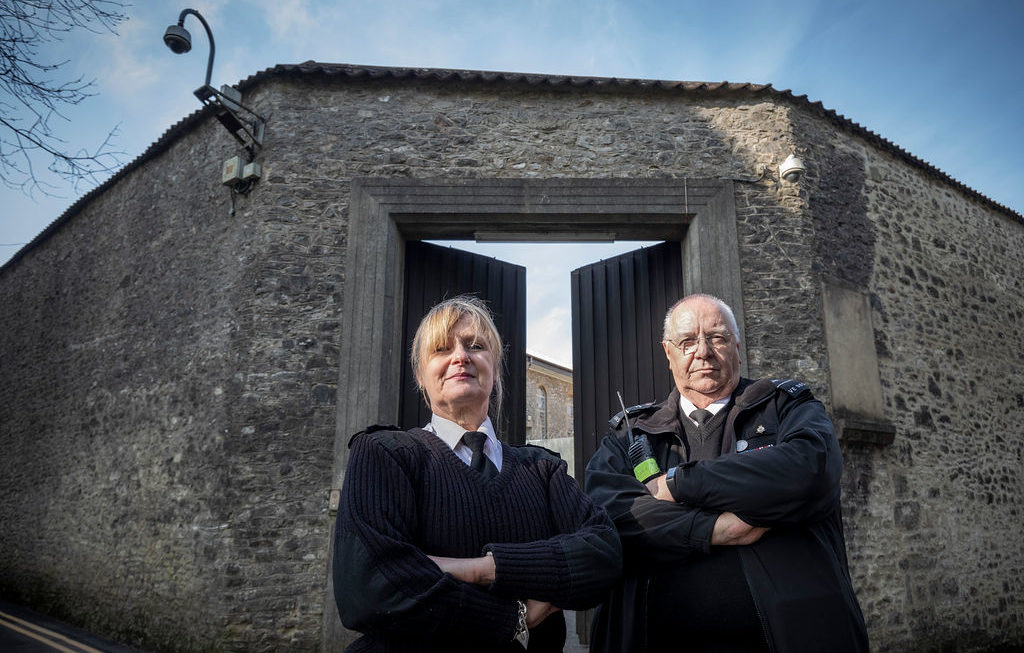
[0,0,129,196]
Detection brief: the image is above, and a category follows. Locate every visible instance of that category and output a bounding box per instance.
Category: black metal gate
[401,241,527,443]
[570,241,683,478]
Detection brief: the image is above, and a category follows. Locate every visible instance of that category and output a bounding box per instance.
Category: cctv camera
[163,24,192,54]
[779,154,805,182]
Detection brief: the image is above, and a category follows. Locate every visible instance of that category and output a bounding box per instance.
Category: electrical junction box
[242,161,262,181]
[221,156,243,186]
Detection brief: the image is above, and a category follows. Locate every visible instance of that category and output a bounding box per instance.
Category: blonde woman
[335,295,620,652]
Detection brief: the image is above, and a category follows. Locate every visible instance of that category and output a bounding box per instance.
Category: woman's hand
[427,554,496,586]
[429,555,560,627]
[525,599,560,628]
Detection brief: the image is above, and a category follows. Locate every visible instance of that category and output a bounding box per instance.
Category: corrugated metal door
[401,241,527,444]
[571,241,683,478]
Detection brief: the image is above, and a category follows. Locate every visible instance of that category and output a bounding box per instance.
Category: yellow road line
[0,609,106,653]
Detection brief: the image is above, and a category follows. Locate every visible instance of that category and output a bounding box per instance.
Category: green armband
[633,458,661,483]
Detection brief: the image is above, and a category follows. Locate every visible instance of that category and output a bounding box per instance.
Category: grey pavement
[564,609,590,653]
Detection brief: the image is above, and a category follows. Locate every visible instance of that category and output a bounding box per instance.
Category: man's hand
[427,554,496,586]
[645,473,674,501]
[646,473,769,546]
[525,599,561,628]
[711,512,769,546]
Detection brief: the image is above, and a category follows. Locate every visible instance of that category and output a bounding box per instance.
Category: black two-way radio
[617,391,661,483]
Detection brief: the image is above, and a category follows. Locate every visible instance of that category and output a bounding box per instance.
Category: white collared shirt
[423,414,503,472]
[678,395,731,426]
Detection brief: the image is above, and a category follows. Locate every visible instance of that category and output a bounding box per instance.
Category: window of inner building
[536,386,548,439]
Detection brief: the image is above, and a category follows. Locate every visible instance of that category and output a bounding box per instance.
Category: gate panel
[402,241,527,443]
[571,242,683,478]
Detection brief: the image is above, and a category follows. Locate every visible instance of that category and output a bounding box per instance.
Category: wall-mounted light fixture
[163,8,266,158]
[779,154,805,183]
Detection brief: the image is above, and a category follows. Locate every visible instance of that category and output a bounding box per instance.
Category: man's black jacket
[585,378,869,653]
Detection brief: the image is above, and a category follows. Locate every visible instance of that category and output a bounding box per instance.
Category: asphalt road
[1,599,590,652]
[0,601,145,653]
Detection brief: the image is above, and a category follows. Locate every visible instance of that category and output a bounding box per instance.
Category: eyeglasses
[667,333,732,355]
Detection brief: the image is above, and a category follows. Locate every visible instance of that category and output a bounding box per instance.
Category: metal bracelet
[513,600,529,648]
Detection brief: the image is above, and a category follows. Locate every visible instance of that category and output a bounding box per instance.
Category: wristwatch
[513,600,529,648]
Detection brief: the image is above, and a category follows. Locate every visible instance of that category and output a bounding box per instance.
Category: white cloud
[258,0,321,42]
[528,305,573,368]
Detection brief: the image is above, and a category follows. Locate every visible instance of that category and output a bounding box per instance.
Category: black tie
[463,431,498,479]
[690,409,713,427]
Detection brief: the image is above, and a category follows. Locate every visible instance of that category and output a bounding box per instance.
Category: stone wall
[796,111,1024,651]
[1,66,1021,651]
[0,96,344,651]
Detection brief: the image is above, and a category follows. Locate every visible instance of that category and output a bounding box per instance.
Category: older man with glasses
[585,293,869,653]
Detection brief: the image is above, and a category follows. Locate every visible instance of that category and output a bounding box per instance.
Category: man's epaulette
[609,401,657,428]
[770,379,811,398]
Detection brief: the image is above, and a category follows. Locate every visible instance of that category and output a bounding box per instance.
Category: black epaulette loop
[348,424,402,447]
[770,379,810,398]
[609,401,657,428]
[514,443,563,459]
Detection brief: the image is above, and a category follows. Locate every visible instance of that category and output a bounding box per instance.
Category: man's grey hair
[663,293,740,342]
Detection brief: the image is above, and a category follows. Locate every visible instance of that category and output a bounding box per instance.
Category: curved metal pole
[177,8,215,87]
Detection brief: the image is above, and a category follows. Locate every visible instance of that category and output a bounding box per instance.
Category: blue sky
[2,0,1022,366]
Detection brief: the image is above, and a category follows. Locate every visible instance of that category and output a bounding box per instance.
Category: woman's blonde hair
[410,295,505,422]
